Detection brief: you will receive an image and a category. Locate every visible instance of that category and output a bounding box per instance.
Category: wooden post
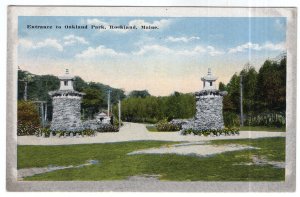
[240,75,244,127]
[107,89,111,117]
[118,99,121,128]
[40,102,44,128]
[24,81,28,101]
[44,103,47,122]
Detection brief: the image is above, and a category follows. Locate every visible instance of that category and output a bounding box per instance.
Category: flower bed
[17,121,40,136]
[181,127,240,136]
[35,128,97,137]
[156,119,181,132]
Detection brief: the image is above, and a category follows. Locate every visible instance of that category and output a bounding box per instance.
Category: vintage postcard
[7,6,296,192]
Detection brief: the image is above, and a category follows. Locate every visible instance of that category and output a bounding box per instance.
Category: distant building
[49,69,85,131]
[95,112,111,124]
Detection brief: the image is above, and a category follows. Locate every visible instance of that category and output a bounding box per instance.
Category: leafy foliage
[17,55,286,128]
[81,88,104,119]
[18,69,126,120]
[128,90,151,98]
[222,56,286,127]
[95,124,119,133]
[181,127,240,136]
[35,128,97,137]
[17,101,40,136]
[156,119,181,131]
[114,92,196,123]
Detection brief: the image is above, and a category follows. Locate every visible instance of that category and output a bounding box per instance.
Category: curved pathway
[17,122,285,146]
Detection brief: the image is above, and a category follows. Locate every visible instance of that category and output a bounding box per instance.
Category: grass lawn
[240,126,285,132]
[146,125,158,132]
[146,125,179,132]
[18,137,285,181]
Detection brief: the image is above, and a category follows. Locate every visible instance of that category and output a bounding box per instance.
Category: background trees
[18,54,286,127]
[221,56,286,127]
[113,92,196,123]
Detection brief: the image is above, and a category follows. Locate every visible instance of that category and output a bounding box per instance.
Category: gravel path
[17,122,285,145]
[128,142,258,157]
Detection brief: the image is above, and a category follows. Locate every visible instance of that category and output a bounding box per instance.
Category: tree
[74,76,88,92]
[82,88,105,119]
[240,65,258,113]
[226,73,240,113]
[255,59,285,112]
[219,82,227,91]
[128,90,151,98]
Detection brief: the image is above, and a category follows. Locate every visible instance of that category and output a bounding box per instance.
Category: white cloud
[19,38,63,51]
[228,42,286,54]
[86,18,171,33]
[75,45,125,58]
[166,36,200,43]
[63,34,88,46]
[87,18,108,26]
[133,44,224,57]
[262,42,286,51]
[18,38,34,48]
[207,46,225,56]
[228,42,261,54]
[133,44,173,55]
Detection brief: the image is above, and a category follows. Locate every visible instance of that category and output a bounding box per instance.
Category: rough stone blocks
[50,97,83,131]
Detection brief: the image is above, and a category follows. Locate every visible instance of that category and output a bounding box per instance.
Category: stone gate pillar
[193,68,227,130]
[49,69,85,131]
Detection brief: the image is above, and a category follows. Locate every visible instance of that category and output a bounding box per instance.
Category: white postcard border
[6,6,297,192]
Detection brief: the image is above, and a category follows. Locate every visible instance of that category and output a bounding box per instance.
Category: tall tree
[128,90,151,98]
[81,88,105,119]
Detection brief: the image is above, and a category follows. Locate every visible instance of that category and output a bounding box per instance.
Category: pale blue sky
[18,16,286,96]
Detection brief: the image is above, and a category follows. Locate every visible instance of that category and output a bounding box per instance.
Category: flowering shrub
[17,101,40,136]
[82,129,97,136]
[96,124,119,133]
[35,129,97,137]
[156,119,181,132]
[181,127,240,136]
[17,121,40,136]
[35,127,51,137]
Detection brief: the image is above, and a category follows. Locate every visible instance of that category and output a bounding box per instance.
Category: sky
[18,16,286,96]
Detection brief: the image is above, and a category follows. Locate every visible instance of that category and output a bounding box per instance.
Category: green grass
[240,126,285,132]
[18,138,285,181]
[146,125,178,132]
[146,125,158,132]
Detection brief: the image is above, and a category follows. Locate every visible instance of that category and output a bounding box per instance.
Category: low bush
[36,128,97,137]
[17,101,40,136]
[17,121,40,136]
[156,119,181,132]
[96,124,119,133]
[181,127,240,136]
[223,112,240,127]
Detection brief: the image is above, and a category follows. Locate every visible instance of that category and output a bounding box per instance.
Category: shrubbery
[17,121,40,136]
[95,124,119,133]
[223,112,240,127]
[35,128,97,137]
[34,123,118,137]
[181,127,240,136]
[156,119,181,132]
[17,101,40,136]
